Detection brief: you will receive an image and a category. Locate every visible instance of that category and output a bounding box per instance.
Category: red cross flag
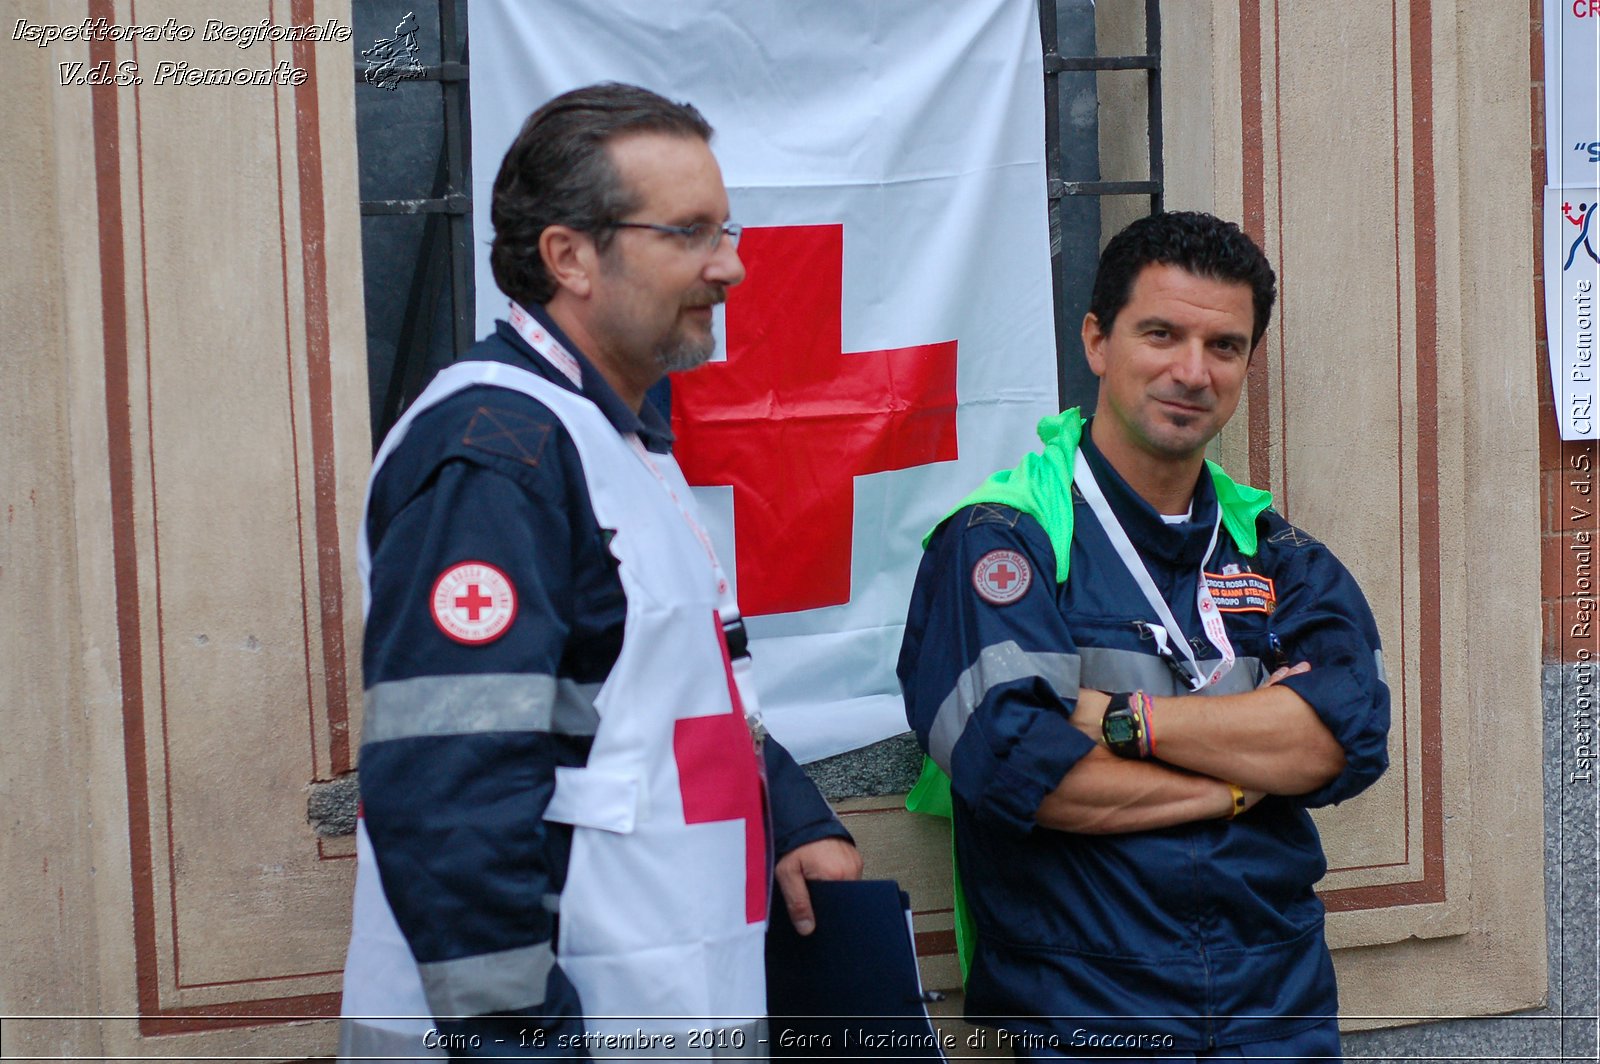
[471,0,1058,760]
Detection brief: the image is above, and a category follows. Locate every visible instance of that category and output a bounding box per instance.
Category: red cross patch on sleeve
[430,561,518,644]
[973,549,1032,605]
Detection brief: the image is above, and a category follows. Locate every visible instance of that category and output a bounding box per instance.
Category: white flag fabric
[1543,1,1600,440]
[470,0,1059,761]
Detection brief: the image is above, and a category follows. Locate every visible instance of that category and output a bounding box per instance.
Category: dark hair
[1087,211,1277,348]
[489,83,714,306]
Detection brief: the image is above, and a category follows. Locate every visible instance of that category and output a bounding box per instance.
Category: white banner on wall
[469,0,1060,760]
[1544,1,1600,439]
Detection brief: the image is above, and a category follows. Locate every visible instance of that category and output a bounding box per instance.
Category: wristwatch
[1100,692,1146,759]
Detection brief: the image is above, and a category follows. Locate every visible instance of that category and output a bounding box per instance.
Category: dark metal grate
[353,0,474,448]
[1041,0,1164,411]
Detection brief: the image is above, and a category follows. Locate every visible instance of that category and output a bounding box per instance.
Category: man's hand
[773,837,863,936]
[1264,661,1311,686]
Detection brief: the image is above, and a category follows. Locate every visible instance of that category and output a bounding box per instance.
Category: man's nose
[1168,341,1210,389]
[705,234,746,287]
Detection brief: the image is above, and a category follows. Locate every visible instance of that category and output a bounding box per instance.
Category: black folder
[766,879,948,1061]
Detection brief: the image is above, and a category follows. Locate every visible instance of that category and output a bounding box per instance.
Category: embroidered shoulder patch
[463,406,553,467]
[973,549,1032,605]
[431,561,518,644]
[966,503,1023,528]
[1267,524,1320,549]
[1204,570,1277,613]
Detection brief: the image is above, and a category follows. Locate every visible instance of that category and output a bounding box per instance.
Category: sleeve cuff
[971,708,1099,833]
[765,738,853,855]
[1276,666,1388,807]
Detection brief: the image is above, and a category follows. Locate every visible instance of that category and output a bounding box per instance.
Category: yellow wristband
[1225,782,1247,820]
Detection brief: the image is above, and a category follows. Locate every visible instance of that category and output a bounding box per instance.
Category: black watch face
[1103,712,1138,746]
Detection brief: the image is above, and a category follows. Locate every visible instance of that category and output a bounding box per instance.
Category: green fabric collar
[927,408,1274,582]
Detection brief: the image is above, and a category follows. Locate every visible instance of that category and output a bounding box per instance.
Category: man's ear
[539,225,596,300]
[1081,312,1108,378]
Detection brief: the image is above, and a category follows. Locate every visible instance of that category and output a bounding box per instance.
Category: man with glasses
[340,82,860,1060]
[900,212,1390,1061]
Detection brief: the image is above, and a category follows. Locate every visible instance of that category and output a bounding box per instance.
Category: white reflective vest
[339,362,768,1059]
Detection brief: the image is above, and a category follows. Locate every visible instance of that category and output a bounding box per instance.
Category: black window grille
[351,1,473,447]
[1042,0,1164,413]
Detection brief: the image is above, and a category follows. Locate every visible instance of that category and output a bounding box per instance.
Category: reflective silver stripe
[337,1017,444,1061]
[928,641,1080,771]
[1077,647,1263,697]
[416,941,557,1017]
[363,674,600,743]
[555,679,603,733]
[1374,649,1387,686]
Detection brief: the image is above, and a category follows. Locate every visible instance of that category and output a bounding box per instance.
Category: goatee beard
[656,331,716,373]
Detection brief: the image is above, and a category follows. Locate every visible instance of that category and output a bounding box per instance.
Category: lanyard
[508,300,583,388]
[1073,449,1236,691]
[509,299,732,600]
[508,303,766,739]
[622,434,731,602]
[623,437,769,746]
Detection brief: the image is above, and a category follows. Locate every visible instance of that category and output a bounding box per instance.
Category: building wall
[1,1,368,1058]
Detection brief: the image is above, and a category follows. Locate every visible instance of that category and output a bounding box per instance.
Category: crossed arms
[1037,663,1346,834]
[899,507,1390,840]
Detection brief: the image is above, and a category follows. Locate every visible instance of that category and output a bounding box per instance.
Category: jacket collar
[1077,420,1222,568]
[493,304,675,454]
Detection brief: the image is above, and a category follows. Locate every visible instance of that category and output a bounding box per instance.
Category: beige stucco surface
[2,13,104,1048]
[2,1,368,1057]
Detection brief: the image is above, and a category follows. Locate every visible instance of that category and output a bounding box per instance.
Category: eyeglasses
[606,220,742,252]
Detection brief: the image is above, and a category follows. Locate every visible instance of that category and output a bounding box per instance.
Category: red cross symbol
[673,614,768,923]
[990,564,1019,590]
[454,585,493,621]
[672,224,958,615]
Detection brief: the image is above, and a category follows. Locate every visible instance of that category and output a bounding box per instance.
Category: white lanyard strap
[622,433,731,602]
[1073,450,1236,691]
[508,300,583,388]
[508,297,729,599]
[625,433,767,740]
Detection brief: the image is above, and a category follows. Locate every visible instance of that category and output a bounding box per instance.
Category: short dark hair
[1087,211,1277,348]
[489,83,714,307]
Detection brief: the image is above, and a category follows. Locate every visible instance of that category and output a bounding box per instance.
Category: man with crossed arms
[900,212,1389,1061]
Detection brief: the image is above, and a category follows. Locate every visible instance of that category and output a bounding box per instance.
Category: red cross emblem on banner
[673,614,768,924]
[671,224,959,616]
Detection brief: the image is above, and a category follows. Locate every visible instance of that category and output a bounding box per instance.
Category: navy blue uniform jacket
[898,426,1389,1050]
[360,306,849,1053]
